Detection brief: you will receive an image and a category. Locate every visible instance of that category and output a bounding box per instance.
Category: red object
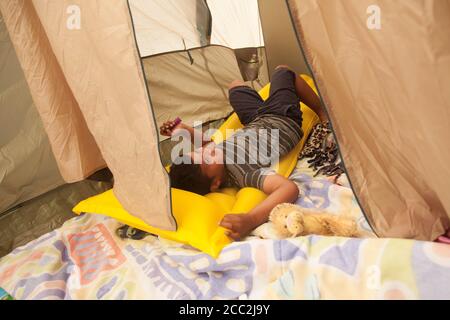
[172,117,182,127]
[436,235,450,245]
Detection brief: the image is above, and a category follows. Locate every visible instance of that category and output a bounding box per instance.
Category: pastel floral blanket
[1,159,449,299]
[1,213,449,299]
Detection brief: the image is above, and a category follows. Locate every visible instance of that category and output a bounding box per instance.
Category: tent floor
[0,179,112,258]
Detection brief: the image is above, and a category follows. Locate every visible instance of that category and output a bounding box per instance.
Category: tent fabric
[129,0,264,58]
[1,0,268,230]
[287,0,450,240]
[129,0,211,57]
[1,0,175,230]
[143,45,268,140]
[0,13,64,213]
[257,0,311,76]
[208,0,264,48]
[0,1,105,183]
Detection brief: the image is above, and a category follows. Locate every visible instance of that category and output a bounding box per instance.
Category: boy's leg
[269,65,298,96]
[259,65,302,124]
[228,80,264,125]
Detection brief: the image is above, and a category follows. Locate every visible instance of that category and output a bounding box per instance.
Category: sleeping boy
[161,65,327,240]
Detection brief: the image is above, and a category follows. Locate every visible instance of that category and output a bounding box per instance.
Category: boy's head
[169,145,225,195]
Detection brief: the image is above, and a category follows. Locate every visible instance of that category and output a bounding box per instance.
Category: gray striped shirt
[218,114,303,190]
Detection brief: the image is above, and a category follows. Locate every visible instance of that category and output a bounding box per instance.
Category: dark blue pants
[228,68,302,126]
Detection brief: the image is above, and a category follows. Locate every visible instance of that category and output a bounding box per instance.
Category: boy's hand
[219,175,299,241]
[220,214,258,241]
[159,119,183,136]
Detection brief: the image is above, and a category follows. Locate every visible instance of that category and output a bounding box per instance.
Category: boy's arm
[220,174,299,240]
[294,74,328,122]
[160,120,210,147]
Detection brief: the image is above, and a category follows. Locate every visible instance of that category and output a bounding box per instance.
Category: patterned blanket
[1,213,449,299]
[1,159,449,299]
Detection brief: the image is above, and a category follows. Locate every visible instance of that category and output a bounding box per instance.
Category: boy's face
[188,144,225,191]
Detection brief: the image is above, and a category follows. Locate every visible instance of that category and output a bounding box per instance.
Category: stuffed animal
[269,203,359,238]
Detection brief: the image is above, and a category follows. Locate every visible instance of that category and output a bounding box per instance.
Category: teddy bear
[269,203,359,238]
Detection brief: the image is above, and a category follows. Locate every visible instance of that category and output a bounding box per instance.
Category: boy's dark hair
[169,163,212,195]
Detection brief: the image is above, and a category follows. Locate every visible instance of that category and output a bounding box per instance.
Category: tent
[1,0,449,248]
